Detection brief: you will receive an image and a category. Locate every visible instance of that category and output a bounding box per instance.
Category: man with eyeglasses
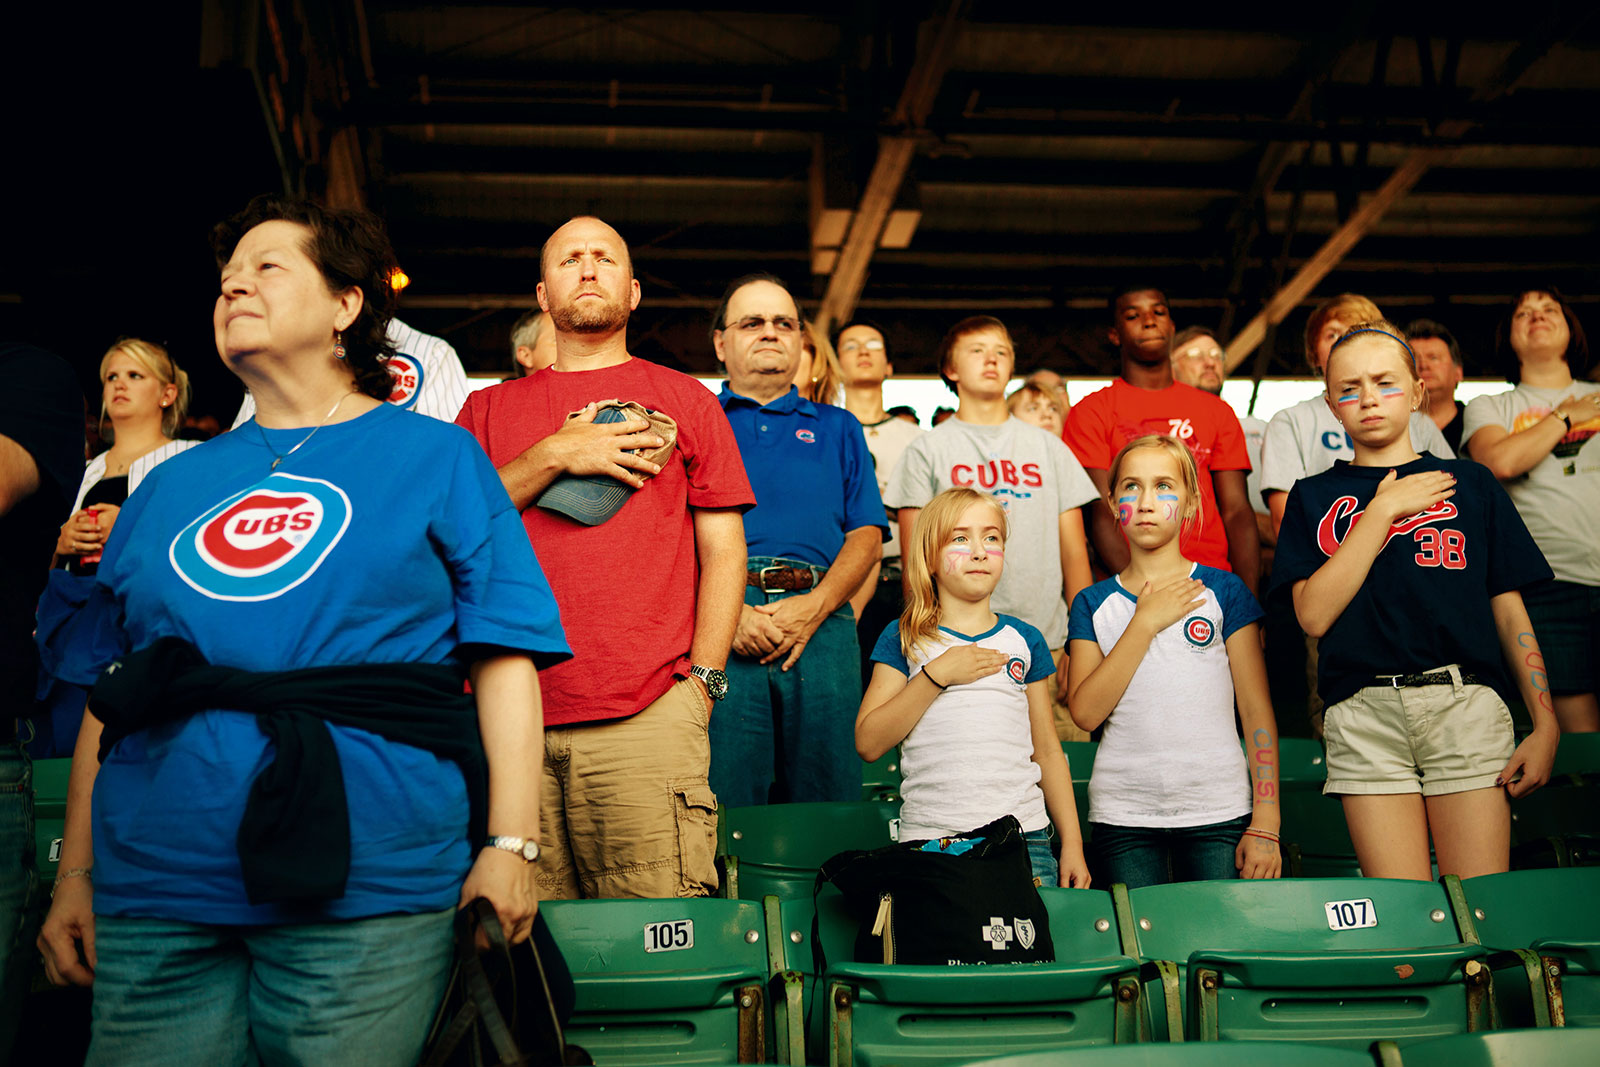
[1169,325,1271,546]
[711,275,887,806]
[837,319,923,686]
[456,216,755,899]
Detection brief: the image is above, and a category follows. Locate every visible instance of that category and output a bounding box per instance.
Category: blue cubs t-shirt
[1068,564,1261,827]
[71,403,569,924]
[1270,454,1550,709]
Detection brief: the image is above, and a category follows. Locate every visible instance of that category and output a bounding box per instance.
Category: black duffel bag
[816,813,1054,967]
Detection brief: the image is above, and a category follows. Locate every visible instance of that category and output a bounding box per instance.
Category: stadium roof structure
[8,2,1599,389]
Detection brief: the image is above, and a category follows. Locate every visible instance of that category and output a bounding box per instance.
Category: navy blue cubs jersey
[1270,455,1550,708]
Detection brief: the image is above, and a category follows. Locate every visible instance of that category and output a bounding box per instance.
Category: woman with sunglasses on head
[37,194,569,1066]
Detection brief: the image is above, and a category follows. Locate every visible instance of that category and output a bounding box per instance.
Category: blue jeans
[1024,827,1058,887]
[86,908,455,1067]
[710,573,863,806]
[1092,814,1251,889]
[0,742,40,1062]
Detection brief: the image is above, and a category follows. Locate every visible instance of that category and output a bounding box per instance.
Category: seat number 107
[644,919,695,952]
[1324,898,1377,930]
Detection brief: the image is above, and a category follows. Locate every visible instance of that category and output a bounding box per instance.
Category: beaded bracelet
[51,866,92,898]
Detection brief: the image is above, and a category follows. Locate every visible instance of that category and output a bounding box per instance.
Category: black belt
[1375,670,1485,689]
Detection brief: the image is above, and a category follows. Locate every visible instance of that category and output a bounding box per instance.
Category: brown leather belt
[747,565,819,592]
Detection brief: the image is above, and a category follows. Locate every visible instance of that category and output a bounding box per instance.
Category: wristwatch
[689,664,729,701]
[485,835,541,863]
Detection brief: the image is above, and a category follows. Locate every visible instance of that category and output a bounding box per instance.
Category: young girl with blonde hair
[1272,321,1558,878]
[858,488,1089,886]
[1068,434,1282,888]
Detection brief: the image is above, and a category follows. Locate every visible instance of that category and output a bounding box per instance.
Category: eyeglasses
[839,339,885,352]
[723,315,800,335]
[1175,346,1224,361]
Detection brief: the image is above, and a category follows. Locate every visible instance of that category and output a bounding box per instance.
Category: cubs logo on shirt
[169,473,353,601]
[1183,616,1216,648]
[386,353,424,410]
[1006,656,1028,685]
[795,428,816,444]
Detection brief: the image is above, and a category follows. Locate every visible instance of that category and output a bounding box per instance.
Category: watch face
[521,839,540,862]
[705,669,729,700]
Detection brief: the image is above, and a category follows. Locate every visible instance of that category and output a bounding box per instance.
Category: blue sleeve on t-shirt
[1006,615,1057,683]
[1068,578,1117,643]
[1196,565,1265,639]
[432,435,571,665]
[871,620,909,674]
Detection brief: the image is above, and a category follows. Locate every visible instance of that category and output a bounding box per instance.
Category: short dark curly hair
[1494,286,1592,385]
[210,195,398,401]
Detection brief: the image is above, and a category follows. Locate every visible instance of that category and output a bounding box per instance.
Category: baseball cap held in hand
[536,399,678,525]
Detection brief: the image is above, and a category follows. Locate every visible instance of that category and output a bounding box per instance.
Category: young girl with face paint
[1270,320,1559,880]
[858,488,1090,887]
[1066,435,1281,888]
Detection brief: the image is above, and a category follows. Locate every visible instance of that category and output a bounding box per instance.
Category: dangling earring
[333,331,347,361]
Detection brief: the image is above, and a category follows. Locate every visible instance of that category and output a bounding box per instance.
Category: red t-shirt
[456,360,755,726]
[1062,378,1249,570]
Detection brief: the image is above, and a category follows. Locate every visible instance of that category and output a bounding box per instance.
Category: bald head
[540,216,633,281]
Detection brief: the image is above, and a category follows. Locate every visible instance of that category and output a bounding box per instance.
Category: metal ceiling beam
[1224,9,1593,370]
[815,0,967,334]
[355,98,1600,147]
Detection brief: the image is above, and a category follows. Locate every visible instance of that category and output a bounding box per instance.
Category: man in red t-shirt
[1064,285,1259,595]
[456,216,755,899]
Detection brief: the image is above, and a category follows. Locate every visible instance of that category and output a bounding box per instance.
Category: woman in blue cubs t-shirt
[37,196,569,1066]
[1271,319,1557,882]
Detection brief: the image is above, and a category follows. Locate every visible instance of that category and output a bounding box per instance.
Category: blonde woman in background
[796,321,845,405]
[55,339,198,574]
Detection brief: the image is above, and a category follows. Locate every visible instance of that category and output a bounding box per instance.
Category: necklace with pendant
[258,393,353,471]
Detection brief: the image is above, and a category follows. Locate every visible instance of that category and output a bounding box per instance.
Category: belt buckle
[1380,675,1404,689]
[758,565,787,594]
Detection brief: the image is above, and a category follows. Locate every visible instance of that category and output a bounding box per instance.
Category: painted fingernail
[1494,776,1504,785]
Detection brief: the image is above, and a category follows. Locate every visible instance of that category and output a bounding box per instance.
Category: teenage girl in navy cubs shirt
[1271,320,1558,880]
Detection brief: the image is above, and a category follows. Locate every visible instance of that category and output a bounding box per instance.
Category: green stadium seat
[1377,1026,1600,1065]
[31,757,70,880]
[862,751,901,801]
[770,886,1143,1067]
[964,1041,1381,1066]
[1507,738,1600,868]
[1063,741,1096,844]
[1454,868,1600,1028]
[1122,878,1494,1048]
[1277,738,1328,785]
[1279,783,1363,878]
[719,801,900,901]
[540,897,771,1065]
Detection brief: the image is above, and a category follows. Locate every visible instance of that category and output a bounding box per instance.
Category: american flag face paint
[1379,386,1406,399]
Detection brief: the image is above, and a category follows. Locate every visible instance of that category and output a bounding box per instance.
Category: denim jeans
[1092,814,1251,889]
[0,742,40,1062]
[86,908,455,1067]
[1023,826,1058,887]
[710,574,864,806]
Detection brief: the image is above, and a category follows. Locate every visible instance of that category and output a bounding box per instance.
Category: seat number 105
[1324,898,1377,930]
[644,919,695,952]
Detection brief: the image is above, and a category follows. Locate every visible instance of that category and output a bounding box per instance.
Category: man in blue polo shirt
[711,274,887,805]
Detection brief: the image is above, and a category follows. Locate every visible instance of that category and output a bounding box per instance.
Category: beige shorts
[1323,665,1515,798]
[539,676,720,899]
